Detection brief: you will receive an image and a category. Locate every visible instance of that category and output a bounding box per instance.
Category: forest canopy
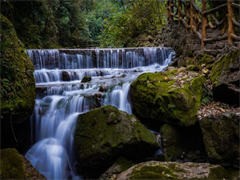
[1,0,167,48]
[1,0,225,48]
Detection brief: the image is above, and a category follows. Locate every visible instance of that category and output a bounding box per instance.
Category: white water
[25,47,175,179]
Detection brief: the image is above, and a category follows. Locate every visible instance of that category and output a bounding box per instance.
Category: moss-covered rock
[0,14,35,152]
[130,68,205,127]
[114,161,238,180]
[209,49,240,106]
[0,148,44,179]
[81,76,92,83]
[74,105,159,178]
[160,124,206,161]
[200,112,240,167]
[100,157,134,180]
[0,148,25,179]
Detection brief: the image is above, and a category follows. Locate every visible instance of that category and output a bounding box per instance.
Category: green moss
[0,148,25,179]
[160,124,183,160]
[195,53,214,66]
[210,50,240,86]
[130,68,205,127]
[74,105,159,177]
[0,14,35,122]
[129,164,178,179]
[81,76,92,83]
[200,112,239,166]
[75,106,158,158]
[186,65,200,71]
[119,161,239,180]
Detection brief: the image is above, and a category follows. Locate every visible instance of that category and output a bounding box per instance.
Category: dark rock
[61,71,70,81]
[130,68,205,128]
[114,161,238,180]
[210,49,240,106]
[0,148,44,179]
[99,158,133,180]
[81,76,92,83]
[159,23,201,59]
[99,85,108,92]
[93,93,103,108]
[213,82,240,106]
[160,124,206,162]
[74,105,159,178]
[0,15,35,152]
[200,111,240,167]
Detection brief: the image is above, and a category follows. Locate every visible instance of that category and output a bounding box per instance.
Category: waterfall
[25,47,175,179]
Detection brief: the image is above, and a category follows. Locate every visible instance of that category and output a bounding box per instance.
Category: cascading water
[25,47,175,179]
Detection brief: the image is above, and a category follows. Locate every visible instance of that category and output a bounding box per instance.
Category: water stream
[25,47,175,179]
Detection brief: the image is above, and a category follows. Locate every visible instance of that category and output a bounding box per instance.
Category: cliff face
[0,14,36,152]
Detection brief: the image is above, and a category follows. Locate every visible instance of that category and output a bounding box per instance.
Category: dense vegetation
[1,0,166,48]
[0,14,35,152]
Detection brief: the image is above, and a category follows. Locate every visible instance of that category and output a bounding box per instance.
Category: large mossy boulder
[130,67,205,127]
[199,111,240,167]
[74,105,159,178]
[114,161,238,180]
[209,49,240,106]
[160,124,206,161]
[0,14,35,152]
[0,148,44,179]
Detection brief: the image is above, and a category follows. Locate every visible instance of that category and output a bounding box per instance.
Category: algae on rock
[114,161,237,180]
[209,49,240,106]
[0,148,44,179]
[200,112,240,167]
[130,68,205,127]
[74,105,159,178]
[0,14,35,151]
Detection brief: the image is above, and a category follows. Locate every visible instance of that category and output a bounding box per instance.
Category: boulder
[130,67,205,127]
[160,124,206,161]
[81,76,92,83]
[0,14,35,152]
[210,49,240,106]
[0,148,44,179]
[100,158,134,180]
[199,111,240,167]
[113,161,238,180]
[61,71,70,81]
[74,105,159,178]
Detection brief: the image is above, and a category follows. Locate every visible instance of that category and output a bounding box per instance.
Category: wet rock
[61,71,70,81]
[199,111,240,168]
[92,93,103,108]
[81,76,92,83]
[130,68,205,127]
[160,124,206,162]
[74,105,159,178]
[0,15,35,152]
[99,85,108,92]
[99,158,133,180]
[0,148,44,179]
[210,49,240,106]
[113,161,238,180]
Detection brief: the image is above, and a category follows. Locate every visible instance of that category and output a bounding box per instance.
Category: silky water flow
[25,47,175,179]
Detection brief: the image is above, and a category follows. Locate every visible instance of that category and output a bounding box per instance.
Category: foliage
[1,0,167,48]
[1,0,91,48]
[0,14,35,118]
[99,0,167,47]
[84,0,121,44]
